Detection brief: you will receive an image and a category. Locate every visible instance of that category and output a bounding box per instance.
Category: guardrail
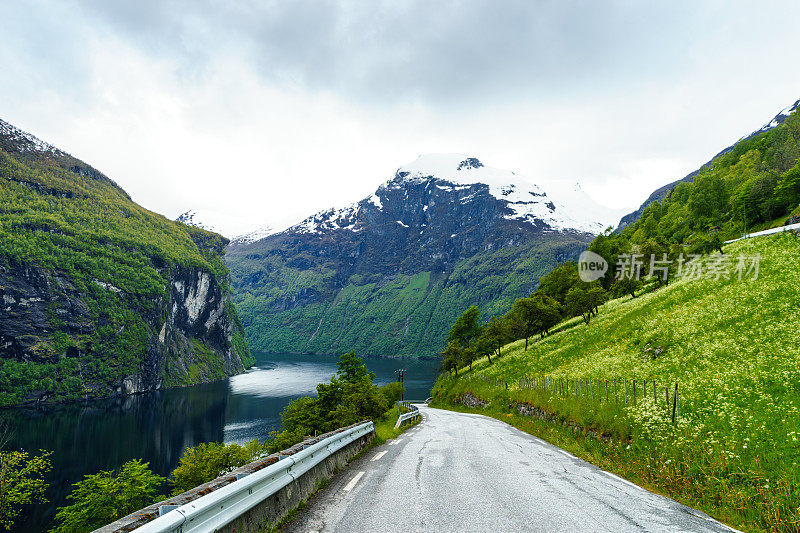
[724,221,800,243]
[132,421,374,533]
[394,401,422,429]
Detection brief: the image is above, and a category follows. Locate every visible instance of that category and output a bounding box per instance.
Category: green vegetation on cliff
[230,236,588,358]
[0,120,252,406]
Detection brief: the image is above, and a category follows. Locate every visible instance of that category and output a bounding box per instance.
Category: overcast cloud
[2,1,800,236]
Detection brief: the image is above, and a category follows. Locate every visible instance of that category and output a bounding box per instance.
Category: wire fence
[484,375,682,423]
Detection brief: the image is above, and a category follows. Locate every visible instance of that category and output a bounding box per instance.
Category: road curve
[285,406,737,533]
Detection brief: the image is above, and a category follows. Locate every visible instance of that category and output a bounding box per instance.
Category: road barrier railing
[130,421,374,533]
[395,401,422,429]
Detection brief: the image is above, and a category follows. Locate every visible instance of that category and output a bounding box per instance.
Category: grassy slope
[232,237,582,357]
[434,233,800,531]
[0,142,252,405]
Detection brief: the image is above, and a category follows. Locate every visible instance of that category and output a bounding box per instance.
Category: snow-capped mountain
[227,154,607,358]
[279,154,622,238]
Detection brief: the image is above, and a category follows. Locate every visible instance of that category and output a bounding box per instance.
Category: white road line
[371,451,387,461]
[343,471,365,492]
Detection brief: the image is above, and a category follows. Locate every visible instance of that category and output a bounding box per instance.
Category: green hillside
[0,120,252,406]
[433,233,800,531]
[231,235,588,358]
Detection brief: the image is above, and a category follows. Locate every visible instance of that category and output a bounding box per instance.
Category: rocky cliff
[0,117,252,406]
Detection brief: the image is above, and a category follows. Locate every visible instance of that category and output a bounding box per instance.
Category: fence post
[614,380,618,404]
[605,379,609,402]
[672,383,678,424]
[624,379,628,406]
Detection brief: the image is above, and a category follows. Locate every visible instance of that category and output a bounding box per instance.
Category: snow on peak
[176,210,220,233]
[740,97,800,141]
[267,154,624,238]
[390,153,617,234]
[0,118,66,156]
[290,202,362,235]
[232,223,279,244]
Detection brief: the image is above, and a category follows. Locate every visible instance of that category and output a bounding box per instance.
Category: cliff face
[0,117,252,406]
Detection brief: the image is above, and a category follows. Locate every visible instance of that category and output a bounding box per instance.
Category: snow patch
[0,118,66,156]
[391,154,620,233]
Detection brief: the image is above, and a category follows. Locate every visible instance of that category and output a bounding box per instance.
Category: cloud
[2,1,800,236]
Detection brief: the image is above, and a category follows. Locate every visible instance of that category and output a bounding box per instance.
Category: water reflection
[1,353,438,532]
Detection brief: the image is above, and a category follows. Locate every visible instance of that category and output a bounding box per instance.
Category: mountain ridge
[617,97,800,230]
[227,155,609,357]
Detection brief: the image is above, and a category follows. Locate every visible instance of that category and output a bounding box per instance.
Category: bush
[51,460,164,533]
[0,449,52,531]
[378,382,405,404]
[170,440,267,495]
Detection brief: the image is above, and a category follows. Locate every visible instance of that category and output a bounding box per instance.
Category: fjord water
[2,353,438,533]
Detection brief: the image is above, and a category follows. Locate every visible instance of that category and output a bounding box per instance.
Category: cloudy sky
[2,1,800,236]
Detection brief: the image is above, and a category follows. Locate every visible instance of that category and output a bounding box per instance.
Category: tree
[336,351,374,383]
[776,162,800,208]
[510,297,537,350]
[564,286,593,324]
[0,449,52,531]
[440,340,461,377]
[613,276,641,298]
[52,460,165,533]
[472,335,495,365]
[585,285,608,316]
[536,262,579,304]
[448,306,481,350]
[533,294,561,336]
[170,440,266,495]
[482,315,508,361]
[461,344,477,372]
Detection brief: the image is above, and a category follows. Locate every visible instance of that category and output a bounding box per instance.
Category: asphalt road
[285,406,737,533]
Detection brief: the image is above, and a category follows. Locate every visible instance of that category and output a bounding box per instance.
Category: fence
[487,376,681,423]
[114,421,374,533]
[395,401,422,429]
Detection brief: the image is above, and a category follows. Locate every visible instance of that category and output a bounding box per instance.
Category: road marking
[343,471,365,492]
[371,451,387,461]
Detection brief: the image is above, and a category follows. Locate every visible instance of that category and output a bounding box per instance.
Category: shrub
[51,459,164,533]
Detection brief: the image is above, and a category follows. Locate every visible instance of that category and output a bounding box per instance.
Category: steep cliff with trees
[0,118,253,406]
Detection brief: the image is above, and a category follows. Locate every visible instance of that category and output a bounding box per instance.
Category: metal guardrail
[724,221,800,243]
[133,421,374,533]
[394,401,422,429]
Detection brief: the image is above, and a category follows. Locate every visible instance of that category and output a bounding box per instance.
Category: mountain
[0,118,253,406]
[617,97,800,230]
[176,210,220,233]
[227,154,620,358]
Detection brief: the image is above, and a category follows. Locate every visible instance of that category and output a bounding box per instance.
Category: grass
[374,404,420,442]
[433,233,800,532]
